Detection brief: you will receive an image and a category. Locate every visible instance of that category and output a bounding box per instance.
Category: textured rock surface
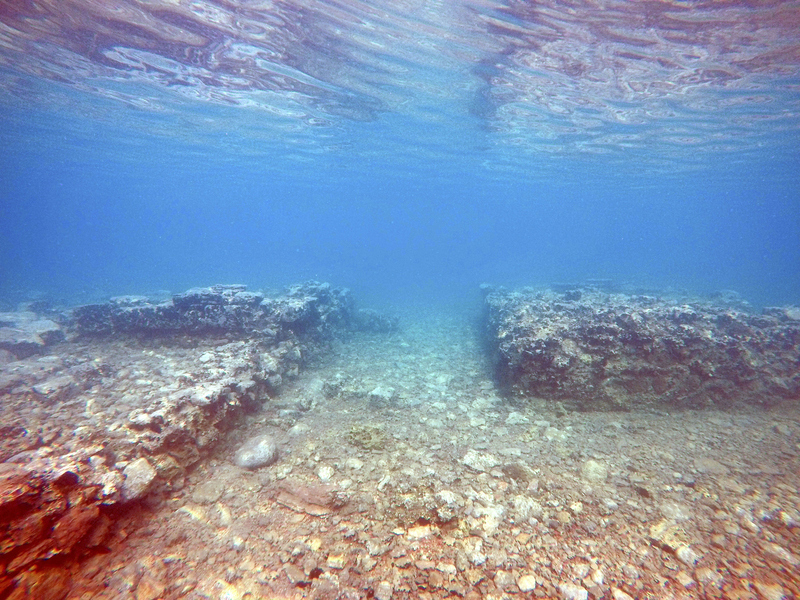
[121,458,157,501]
[0,460,112,592]
[484,286,800,409]
[234,434,279,469]
[0,312,64,359]
[0,281,357,594]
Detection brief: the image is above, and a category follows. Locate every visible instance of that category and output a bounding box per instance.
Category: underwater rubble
[0,281,376,597]
[1,283,799,600]
[483,285,800,410]
[56,307,797,600]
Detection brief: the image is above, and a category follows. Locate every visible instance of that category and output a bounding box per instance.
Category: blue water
[1,0,799,309]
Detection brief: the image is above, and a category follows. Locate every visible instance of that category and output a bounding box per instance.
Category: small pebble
[754,581,788,600]
[374,580,393,600]
[318,465,334,481]
[621,563,640,579]
[773,423,791,436]
[675,571,695,589]
[581,459,608,482]
[517,574,537,592]
[234,435,279,469]
[230,536,245,552]
[676,544,699,566]
[558,583,588,600]
[327,554,345,569]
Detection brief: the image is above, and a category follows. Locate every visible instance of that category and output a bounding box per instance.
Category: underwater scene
[1,1,799,599]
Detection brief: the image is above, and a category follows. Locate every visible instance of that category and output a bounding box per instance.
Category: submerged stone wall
[70,281,354,338]
[0,281,363,597]
[484,285,800,410]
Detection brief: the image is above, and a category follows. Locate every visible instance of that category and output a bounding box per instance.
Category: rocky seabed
[0,283,798,600]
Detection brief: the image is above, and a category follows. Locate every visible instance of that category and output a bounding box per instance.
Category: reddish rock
[0,464,39,511]
[52,504,101,553]
[6,566,71,600]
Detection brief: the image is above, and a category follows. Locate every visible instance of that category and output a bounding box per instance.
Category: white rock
[318,465,334,482]
[121,457,157,502]
[694,457,729,475]
[234,434,279,469]
[436,490,461,504]
[660,500,692,521]
[518,574,537,592]
[612,589,634,600]
[345,457,364,470]
[581,459,608,482]
[374,580,393,600]
[231,536,245,551]
[369,386,396,405]
[761,541,799,567]
[573,562,590,578]
[545,427,568,441]
[512,495,543,521]
[753,581,788,600]
[559,583,588,600]
[462,449,500,472]
[499,447,523,457]
[494,570,515,591]
[506,411,529,425]
[676,544,699,566]
[287,423,311,436]
[406,525,434,540]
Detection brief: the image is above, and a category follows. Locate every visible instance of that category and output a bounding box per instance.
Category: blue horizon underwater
[0,0,799,310]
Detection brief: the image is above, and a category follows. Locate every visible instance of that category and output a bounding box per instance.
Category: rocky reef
[70,281,354,338]
[484,285,800,410]
[0,281,388,597]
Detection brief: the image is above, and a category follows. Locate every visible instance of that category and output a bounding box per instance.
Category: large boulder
[484,286,800,409]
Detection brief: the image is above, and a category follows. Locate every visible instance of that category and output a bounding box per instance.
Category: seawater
[1,0,799,309]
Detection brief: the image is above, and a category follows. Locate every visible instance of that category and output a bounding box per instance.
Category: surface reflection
[0,0,798,165]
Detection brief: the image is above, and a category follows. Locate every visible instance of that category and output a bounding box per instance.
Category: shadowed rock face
[484,287,800,410]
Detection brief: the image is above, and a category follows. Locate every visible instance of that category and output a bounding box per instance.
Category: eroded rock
[484,286,800,409]
[0,281,366,593]
[234,435,279,469]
